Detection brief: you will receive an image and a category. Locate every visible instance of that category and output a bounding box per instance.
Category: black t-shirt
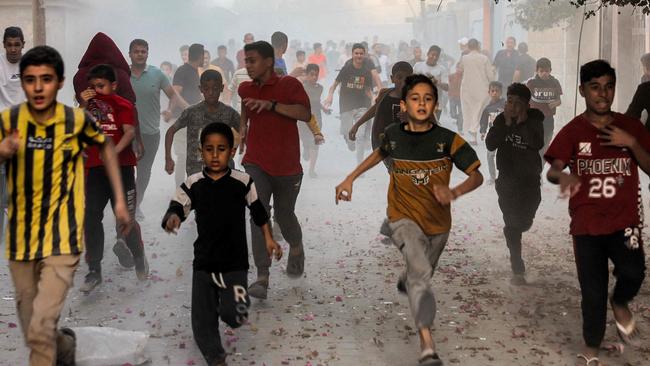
[493,49,519,85]
[371,91,402,149]
[336,62,372,113]
[173,63,202,113]
[527,75,563,117]
[162,169,268,273]
[515,54,536,83]
[625,81,650,129]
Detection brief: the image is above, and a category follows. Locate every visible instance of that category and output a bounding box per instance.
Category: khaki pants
[9,254,79,366]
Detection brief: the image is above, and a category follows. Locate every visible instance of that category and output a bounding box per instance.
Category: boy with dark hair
[349,61,413,155]
[163,122,282,366]
[413,45,449,122]
[479,81,506,184]
[336,74,483,366]
[2,46,129,366]
[546,60,650,366]
[299,63,328,178]
[165,69,240,176]
[79,63,148,292]
[526,57,562,162]
[486,83,544,285]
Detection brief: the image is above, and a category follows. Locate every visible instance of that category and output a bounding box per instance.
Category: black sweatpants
[495,178,541,274]
[192,270,250,364]
[85,166,144,273]
[573,231,646,348]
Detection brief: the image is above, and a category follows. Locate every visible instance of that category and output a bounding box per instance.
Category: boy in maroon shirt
[80,64,148,292]
[545,60,650,366]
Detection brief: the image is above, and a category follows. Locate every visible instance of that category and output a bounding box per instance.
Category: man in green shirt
[129,39,186,219]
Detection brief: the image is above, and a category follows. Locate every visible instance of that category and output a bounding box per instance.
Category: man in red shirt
[545,60,650,366]
[80,64,148,293]
[238,41,312,300]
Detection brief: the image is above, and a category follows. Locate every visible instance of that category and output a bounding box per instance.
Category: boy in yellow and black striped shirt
[0,46,130,366]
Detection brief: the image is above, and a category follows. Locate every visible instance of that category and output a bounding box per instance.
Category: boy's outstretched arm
[349,103,379,141]
[164,124,179,174]
[99,140,131,235]
[335,148,387,204]
[260,222,283,260]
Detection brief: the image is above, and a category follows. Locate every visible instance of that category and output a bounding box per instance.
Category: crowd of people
[1,24,650,366]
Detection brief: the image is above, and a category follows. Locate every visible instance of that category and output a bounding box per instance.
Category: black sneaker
[134,255,149,281]
[80,271,102,293]
[56,327,76,366]
[113,239,135,268]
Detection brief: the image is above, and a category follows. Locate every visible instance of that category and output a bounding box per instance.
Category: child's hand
[558,173,581,199]
[598,125,636,149]
[314,134,325,145]
[114,200,133,236]
[161,110,173,122]
[266,239,283,261]
[0,130,20,159]
[80,88,96,103]
[164,214,181,234]
[165,157,175,175]
[335,178,353,204]
[548,100,561,109]
[348,125,358,141]
[432,185,457,206]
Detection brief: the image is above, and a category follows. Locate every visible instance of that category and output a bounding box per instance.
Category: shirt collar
[255,72,279,87]
[202,167,232,181]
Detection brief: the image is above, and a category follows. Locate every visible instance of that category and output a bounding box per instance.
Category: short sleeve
[544,125,574,166]
[555,79,563,95]
[173,108,190,130]
[379,127,392,156]
[246,180,269,226]
[80,112,106,146]
[172,67,186,86]
[116,101,135,126]
[450,134,480,174]
[283,77,310,109]
[335,66,347,83]
[159,69,171,89]
[229,109,241,131]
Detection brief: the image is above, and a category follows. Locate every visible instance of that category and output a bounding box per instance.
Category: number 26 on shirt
[588,177,617,198]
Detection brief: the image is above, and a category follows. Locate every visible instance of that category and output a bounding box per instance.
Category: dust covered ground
[1,112,649,366]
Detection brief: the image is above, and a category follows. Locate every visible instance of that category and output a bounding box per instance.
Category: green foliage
[495,0,650,24]
[508,0,580,31]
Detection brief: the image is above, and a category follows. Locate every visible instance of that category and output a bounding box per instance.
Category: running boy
[526,57,562,162]
[485,83,544,285]
[479,81,505,184]
[335,75,483,366]
[1,46,129,365]
[545,60,650,366]
[299,63,328,178]
[162,122,282,366]
[165,69,240,176]
[79,64,148,292]
[348,61,413,153]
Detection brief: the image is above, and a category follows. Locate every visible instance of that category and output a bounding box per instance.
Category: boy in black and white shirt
[162,122,282,366]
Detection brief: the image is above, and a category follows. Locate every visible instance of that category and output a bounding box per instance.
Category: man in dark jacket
[486,83,545,285]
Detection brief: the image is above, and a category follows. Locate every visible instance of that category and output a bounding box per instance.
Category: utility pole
[32,0,46,46]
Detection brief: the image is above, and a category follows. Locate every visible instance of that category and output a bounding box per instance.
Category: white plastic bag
[71,326,149,366]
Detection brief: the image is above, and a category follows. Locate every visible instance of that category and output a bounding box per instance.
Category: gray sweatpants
[389,218,449,329]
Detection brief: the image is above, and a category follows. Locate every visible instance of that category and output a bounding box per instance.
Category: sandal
[576,353,601,365]
[610,298,641,346]
[419,349,443,366]
[286,246,305,278]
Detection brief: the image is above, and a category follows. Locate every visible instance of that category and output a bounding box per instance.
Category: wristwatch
[270,100,277,111]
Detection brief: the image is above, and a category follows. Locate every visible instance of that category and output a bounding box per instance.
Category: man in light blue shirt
[129,38,186,219]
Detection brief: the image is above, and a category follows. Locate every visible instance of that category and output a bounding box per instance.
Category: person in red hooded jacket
[74,32,145,270]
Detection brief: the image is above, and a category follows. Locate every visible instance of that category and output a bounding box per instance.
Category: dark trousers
[540,115,554,164]
[85,166,144,273]
[573,231,646,347]
[449,98,463,132]
[192,270,250,364]
[243,164,303,276]
[496,178,541,274]
[135,132,160,208]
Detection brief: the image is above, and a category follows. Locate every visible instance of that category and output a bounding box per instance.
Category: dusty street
[1,114,649,366]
